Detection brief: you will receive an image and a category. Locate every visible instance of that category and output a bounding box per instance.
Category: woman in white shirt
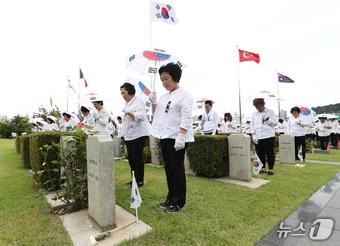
[120,82,151,187]
[288,106,310,161]
[315,116,331,150]
[220,112,237,133]
[201,100,218,135]
[151,63,194,213]
[90,96,110,135]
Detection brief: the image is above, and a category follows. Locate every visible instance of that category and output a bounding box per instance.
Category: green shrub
[29,131,67,191]
[15,136,21,153]
[187,135,229,178]
[20,135,31,169]
[143,146,151,163]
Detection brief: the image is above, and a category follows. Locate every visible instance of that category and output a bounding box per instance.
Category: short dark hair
[117,116,122,121]
[62,112,71,118]
[205,100,213,107]
[80,106,90,113]
[253,98,265,106]
[158,62,182,82]
[120,82,136,95]
[290,106,300,114]
[278,118,284,123]
[93,101,103,106]
[224,112,232,121]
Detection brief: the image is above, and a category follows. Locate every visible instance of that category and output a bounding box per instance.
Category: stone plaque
[113,135,122,159]
[87,135,115,231]
[279,135,296,164]
[228,134,251,181]
[149,136,163,165]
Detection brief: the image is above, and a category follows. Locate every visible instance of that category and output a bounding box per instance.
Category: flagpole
[276,71,281,118]
[132,171,139,223]
[236,46,242,132]
[78,66,81,113]
[67,77,69,112]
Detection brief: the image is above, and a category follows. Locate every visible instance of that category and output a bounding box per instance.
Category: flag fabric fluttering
[138,81,151,96]
[238,49,260,63]
[298,146,304,162]
[67,79,76,94]
[79,68,88,87]
[49,96,53,107]
[130,173,142,209]
[252,153,263,175]
[278,73,295,83]
[150,1,178,25]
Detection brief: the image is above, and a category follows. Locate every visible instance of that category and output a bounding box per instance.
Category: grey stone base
[214,177,270,189]
[313,149,330,154]
[45,194,152,245]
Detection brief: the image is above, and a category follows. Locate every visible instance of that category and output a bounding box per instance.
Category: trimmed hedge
[15,136,21,154]
[20,135,31,169]
[29,131,68,191]
[187,135,229,178]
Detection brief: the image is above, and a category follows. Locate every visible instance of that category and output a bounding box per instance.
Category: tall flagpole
[78,66,81,113]
[236,46,242,132]
[276,71,281,118]
[67,77,69,112]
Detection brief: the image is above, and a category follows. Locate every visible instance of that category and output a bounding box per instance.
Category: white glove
[174,132,186,151]
[252,135,258,144]
[149,91,157,105]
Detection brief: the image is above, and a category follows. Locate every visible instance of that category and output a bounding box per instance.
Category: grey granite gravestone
[228,134,252,181]
[113,135,122,159]
[279,134,296,164]
[87,135,115,231]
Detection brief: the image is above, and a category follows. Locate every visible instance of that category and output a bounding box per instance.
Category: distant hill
[312,103,340,114]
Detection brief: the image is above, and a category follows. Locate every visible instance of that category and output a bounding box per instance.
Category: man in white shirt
[287,106,312,162]
[330,117,339,147]
[120,82,151,187]
[250,98,277,175]
[201,100,218,135]
[276,118,288,135]
[151,63,194,213]
[90,95,110,135]
[315,116,331,150]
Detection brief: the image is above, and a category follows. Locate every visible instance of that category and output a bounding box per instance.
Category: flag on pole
[252,153,263,175]
[298,146,304,162]
[150,1,178,25]
[130,173,142,209]
[278,73,295,83]
[67,79,76,94]
[138,81,151,96]
[238,49,260,63]
[49,96,53,107]
[79,68,88,87]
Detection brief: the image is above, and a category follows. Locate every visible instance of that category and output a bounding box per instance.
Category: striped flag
[80,68,88,87]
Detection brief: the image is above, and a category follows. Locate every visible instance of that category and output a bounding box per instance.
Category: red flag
[79,68,88,87]
[238,49,260,63]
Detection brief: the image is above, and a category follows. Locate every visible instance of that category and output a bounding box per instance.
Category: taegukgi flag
[150,1,178,25]
[130,173,142,209]
[252,153,263,175]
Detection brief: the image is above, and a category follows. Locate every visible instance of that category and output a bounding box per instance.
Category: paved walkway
[256,172,340,246]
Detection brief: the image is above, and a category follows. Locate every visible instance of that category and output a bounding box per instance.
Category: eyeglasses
[164,101,171,113]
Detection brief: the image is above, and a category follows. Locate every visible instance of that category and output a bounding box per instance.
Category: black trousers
[319,136,329,150]
[160,139,187,208]
[330,133,338,147]
[255,137,275,170]
[294,136,306,161]
[125,136,147,184]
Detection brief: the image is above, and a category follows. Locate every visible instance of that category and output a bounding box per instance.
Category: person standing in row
[120,82,151,187]
[201,100,218,135]
[315,116,331,150]
[90,95,110,135]
[251,98,278,175]
[288,106,311,162]
[220,112,237,133]
[151,63,194,213]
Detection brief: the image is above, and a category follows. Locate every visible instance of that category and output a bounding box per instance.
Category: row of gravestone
[83,134,297,231]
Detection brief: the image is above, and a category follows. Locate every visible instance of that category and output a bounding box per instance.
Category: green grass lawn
[306,148,340,162]
[1,139,340,245]
[0,139,72,246]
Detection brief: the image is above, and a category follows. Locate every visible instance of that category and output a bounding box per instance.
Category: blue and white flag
[298,146,304,162]
[67,79,76,94]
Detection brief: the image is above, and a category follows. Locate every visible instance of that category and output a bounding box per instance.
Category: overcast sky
[1,0,340,119]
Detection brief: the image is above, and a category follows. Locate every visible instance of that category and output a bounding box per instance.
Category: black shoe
[267,170,274,176]
[158,200,170,210]
[125,181,132,186]
[166,204,181,213]
[138,182,144,188]
[259,169,267,174]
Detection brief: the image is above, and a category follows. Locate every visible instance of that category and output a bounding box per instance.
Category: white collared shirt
[331,120,339,133]
[220,120,237,133]
[93,108,110,135]
[151,87,194,142]
[315,121,331,137]
[287,115,310,137]
[250,107,278,140]
[201,110,218,133]
[121,96,150,141]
